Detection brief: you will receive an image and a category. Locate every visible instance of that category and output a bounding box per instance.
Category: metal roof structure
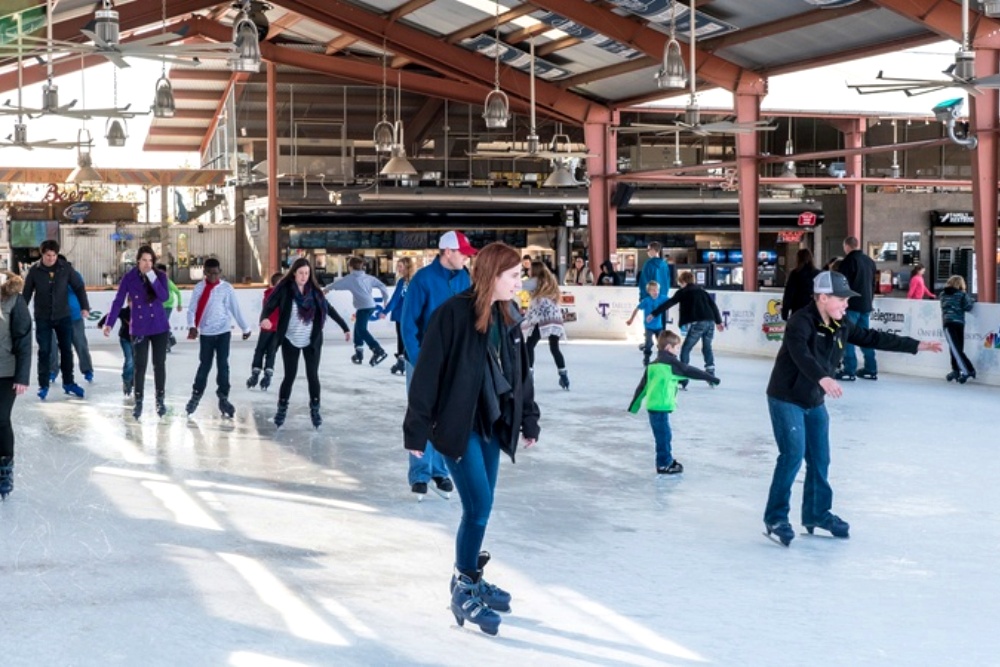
[0,0,996,156]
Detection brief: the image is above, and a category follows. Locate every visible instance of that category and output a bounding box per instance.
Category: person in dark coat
[260,258,350,429]
[762,271,941,547]
[836,236,879,380]
[404,242,540,637]
[0,272,32,500]
[781,248,820,321]
[648,270,724,376]
[596,259,621,286]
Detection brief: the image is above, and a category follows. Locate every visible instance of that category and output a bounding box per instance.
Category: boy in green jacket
[629,330,720,474]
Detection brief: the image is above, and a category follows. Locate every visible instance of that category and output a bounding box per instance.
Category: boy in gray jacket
[326,256,390,366]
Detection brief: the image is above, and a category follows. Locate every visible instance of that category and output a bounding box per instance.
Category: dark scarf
[292,283,323,325]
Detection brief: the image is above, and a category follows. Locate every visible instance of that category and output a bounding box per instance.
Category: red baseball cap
[438,230,477,256]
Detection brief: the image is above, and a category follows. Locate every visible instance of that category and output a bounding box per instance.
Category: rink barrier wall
[78,286,1000,386]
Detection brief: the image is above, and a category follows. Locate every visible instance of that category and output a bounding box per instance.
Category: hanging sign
[63,201,92,222]
[797,212,817,227]
[778,231,806,243]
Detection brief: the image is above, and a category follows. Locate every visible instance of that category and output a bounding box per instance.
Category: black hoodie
[596,260,621,286]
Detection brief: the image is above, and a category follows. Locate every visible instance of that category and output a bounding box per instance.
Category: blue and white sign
[62,201,92,222]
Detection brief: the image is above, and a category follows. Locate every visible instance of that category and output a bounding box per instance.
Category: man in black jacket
[648,270,724,376]
[762,271,941,547]
[21,240,91,399]
[837,236,879,380]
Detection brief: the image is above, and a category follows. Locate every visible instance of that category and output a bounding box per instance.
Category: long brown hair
[397,256,414,283]
[530,261,561,301]
[471,242,521,333]
[279,257,323,292]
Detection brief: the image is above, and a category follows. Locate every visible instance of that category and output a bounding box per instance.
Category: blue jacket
[68,270,84,321]
[400,257,470,364]
[384,279,408,322]
[638,257,672,297]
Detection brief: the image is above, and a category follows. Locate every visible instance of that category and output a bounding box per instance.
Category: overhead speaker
[610,182,636,208]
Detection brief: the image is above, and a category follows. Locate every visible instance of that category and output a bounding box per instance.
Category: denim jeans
[193,332,232,398]
[842,310,877,375]
[680,320,716,369]
[648,410,673,468]
[353,308,384,355]
[642,328,662,363]
[763,396,833,527]
[443,431,501,574]
[49,319,93,376]
[119,338,134,387]
[405,360,450,484]
[36,316,75,387]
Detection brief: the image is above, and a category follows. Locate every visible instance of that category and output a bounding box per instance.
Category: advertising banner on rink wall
[80,285,1000,386]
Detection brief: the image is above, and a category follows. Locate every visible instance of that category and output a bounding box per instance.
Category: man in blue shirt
[637,241,672,299]
[400,231,476,499]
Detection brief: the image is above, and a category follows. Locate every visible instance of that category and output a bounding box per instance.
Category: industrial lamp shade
[95,1,120,45]
[230,14,262,73]
[105,118,127,147]
[152,75,176,118]
[68,130,102,187]
[543,163,578,188]
[380,145,417,177]
[656,38,687,90]
[373,120,394,153]
[483,89,511,129]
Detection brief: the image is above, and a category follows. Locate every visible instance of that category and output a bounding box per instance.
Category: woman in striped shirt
[260,258,349,428]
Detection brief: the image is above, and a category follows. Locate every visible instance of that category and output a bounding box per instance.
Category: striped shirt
[286,302,312,348]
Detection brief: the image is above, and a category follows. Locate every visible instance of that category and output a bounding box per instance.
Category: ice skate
[309,398,322,429]
[350,349,364,365]
[185,391,202,416]
[803,513,850,539]
[0,457,13,500]
[259,369,273,391]
[449,552,512,613]
[84,371,94,383]
[246,368,260,389]
[37,386,48,400]
[156,393,167,418]
[63,383,85,399]
[764,521,795,547]
[369,350,388,367]
[132,400,143,421]
[219,396,235,419]
[411,481,427,501]
[389,356,406,375]
[273,399,288,428]
[431,476,453,499]
[122,379,132,396]
[558,369,570,390]
[451,572,501,636]
[656,460,684,475]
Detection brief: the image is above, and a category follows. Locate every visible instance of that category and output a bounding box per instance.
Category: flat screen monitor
[700,250,726,263]
[10,220,59,248]
[757,250,778,265]
[727,250,743,264]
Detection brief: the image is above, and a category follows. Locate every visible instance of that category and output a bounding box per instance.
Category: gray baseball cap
[813,271,859,298]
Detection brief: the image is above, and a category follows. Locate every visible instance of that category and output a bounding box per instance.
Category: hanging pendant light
[94,0,120,46]
[656,7,686,90]
[381,72,417,177]
[373,44,394,153]
[152,74,175,117]
[482,4,510,129]
[230,0,262,73]
[105,67,127,146]
[542,157,578,188]
[67,129,102,187]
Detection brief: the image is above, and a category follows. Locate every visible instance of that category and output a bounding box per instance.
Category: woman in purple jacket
[104,246,170,419]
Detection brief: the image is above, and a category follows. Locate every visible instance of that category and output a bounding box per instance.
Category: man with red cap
[400,230,477,499]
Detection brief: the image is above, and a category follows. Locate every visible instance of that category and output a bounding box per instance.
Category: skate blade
[431,488,451,500]
[800,530,849,539]
[762,531,791,547]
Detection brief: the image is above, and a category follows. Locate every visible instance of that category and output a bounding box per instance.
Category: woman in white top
[260,258,349,429]
[564,256,593,286]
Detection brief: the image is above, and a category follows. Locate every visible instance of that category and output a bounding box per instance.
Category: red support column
[735,87,763,291]
[970,49,999,304]
[832,118,865,241]
[266,61,280,277]
[585,118,616,267]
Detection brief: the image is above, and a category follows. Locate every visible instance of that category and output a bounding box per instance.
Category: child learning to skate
[627,280,667,365]
[628,330,720,474]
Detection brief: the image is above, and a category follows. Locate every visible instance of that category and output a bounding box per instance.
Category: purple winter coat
[106,268,170,338]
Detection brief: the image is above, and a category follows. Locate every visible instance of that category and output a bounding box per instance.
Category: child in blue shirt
[627,280,668,365]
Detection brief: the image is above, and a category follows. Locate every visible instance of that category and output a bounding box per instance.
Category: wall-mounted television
[699,250,726,263]
[10,220,59,248]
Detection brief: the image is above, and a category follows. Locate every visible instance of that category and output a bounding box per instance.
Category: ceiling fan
[467,39,592,162]
[846,0,1000,96]
[615,0,775,137]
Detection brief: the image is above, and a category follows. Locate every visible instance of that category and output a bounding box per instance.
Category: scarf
[292,283,322,325]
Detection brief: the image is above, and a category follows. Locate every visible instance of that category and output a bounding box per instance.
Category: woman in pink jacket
[907,264,935,300]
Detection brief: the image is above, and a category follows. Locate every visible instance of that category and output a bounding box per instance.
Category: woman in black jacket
[404,242,540,637]
[0,272,32,500]
[781,248,820,321]
[260,258,350,429]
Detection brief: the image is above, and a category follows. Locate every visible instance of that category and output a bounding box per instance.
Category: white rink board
[79,285,1000,385]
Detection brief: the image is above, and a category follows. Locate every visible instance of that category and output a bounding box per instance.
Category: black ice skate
[369,350,388,367]
[309,398,321,429]
[432,476,453,499]
[0,457,13,500]
[764,521,795,547]
[185,391,202,416]
[411,481,428,501]
[389,356,406,375]
[259,369,273,390]
[219,396,235,419]
[803,513,850,539]
[274,399,289,428]
[246,368,261,389]
[558,369,570,390]
[350,349,364,364]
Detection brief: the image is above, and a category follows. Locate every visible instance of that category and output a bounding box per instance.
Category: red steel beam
[870,0,1000,49]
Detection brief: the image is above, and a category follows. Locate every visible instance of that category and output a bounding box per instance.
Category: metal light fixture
[94,0,120,46]
[230,1,262,73]
[105,68,127,146]
[656,7,687,90]
[373,44,394,153]
[482,3,510,129]
[984,1,1000,17]
[67,129,102,187]
[380,72,417,177]
[152,75,175,117]
[542,158,579,188]
[42,80,59,113]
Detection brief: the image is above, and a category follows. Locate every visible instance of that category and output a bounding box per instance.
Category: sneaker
[411,481,428,496]
[765,521,795,547]
[857,370,878,381]
[432,476,454,493]
[804,513,850,538]
[657,460,684,475]
[84,371,94,383]
[836,371,856,382]
[369,350,388,367]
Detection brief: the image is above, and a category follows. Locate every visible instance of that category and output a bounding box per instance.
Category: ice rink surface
[1,336,996,666]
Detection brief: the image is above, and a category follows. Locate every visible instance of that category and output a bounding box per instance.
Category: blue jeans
[49,319,93,376]
[443,431,500,574]
[648,410,673,468]
[642,328,662,363]
[36,316,75,387]
[764,397,833,526]
[354,308,384,355]
[119,338,134,387]
[842,310,876,375]
[405,360,450,484]
[680,320,716,369]
[193,332,231,398]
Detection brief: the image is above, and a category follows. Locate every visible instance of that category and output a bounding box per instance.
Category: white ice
[1,336,996,666]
